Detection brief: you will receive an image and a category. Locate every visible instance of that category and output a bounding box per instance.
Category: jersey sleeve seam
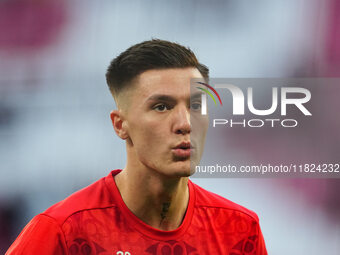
[194,204,260,222]
[38,214,69,255]
[46,205,119,226]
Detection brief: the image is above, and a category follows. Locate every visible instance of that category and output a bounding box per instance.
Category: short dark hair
[106,39,209,97]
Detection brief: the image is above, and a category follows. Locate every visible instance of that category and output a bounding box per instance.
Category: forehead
[134,68,203,98]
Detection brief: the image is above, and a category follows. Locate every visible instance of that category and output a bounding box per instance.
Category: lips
[172,142,193,158]
[174,142,191,149]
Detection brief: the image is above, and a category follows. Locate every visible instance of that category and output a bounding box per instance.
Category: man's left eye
[153,103,169,112]
[191,102,201,111]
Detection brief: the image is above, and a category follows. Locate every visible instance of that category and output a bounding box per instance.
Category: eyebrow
[191,92,204,100]
[146,94,177,103]
[146,92,204,103]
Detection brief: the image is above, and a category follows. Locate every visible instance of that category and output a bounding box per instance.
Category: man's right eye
[153,103,169,112]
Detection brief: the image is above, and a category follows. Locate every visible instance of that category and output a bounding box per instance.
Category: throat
[159,202,171,227]
[115,169,190,231]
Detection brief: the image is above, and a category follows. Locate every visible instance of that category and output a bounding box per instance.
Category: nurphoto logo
[196,79,312,128]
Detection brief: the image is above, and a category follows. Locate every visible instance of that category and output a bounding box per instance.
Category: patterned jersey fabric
[7,170,267,255]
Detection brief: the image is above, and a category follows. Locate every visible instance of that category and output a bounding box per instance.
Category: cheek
[192,116,209,138]
[192,118,208,161]
[129,120,166,150]
[133,127,170,169]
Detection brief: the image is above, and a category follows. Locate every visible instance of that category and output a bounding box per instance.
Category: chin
[175,170,192,178]
[170,161,192,177]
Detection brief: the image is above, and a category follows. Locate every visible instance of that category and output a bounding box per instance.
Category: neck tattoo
[160,202,171,225]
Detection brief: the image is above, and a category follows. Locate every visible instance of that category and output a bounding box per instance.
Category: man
[7,39,267,254]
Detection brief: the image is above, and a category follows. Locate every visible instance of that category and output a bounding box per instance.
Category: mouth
[172,142,193,158]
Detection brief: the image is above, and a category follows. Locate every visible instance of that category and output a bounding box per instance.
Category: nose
[173,105,191,135]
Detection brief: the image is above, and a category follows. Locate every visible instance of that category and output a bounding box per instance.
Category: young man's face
[120,68,208,177]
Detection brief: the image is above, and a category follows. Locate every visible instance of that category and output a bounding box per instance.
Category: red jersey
[7,170,267,255]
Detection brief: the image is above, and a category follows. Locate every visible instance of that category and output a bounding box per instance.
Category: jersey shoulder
[42,171,116,226]
[191,181,259,222]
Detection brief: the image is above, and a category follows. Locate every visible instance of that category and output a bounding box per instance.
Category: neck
[115,166,190,231]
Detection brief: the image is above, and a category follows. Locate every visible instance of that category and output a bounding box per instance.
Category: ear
[110,110,129,140]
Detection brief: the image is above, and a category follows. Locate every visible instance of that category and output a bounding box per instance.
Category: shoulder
[191,180,259,222]
[42,170,119,226]
[6,214,68,254]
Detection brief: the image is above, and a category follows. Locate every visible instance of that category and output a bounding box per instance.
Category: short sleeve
[6,214,68,255]
[257,222,268,255]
